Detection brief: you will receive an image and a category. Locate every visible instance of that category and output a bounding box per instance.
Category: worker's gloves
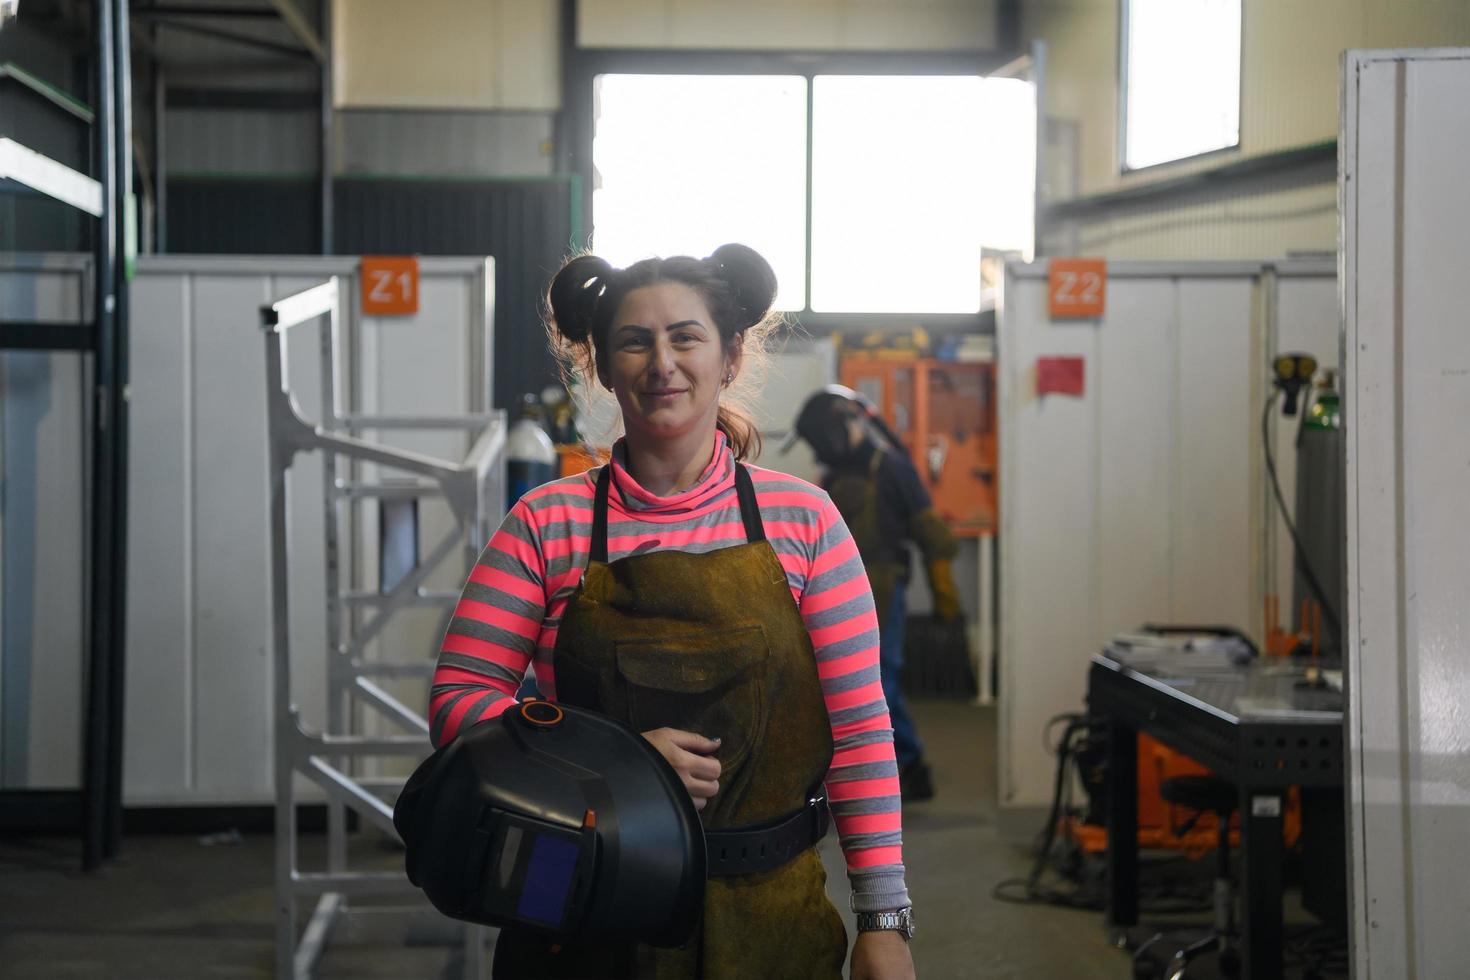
[928,559,962,624]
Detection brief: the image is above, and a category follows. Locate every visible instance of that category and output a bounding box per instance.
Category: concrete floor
[0,703,1157,979]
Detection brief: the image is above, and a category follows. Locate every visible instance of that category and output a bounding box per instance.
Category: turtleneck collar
[607,431,734,514]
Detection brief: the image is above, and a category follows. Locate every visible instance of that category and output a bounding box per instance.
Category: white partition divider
[996,258,1335,830]
[0,255,92,791]
[121,255,494,807]
[1342,48,1470,979]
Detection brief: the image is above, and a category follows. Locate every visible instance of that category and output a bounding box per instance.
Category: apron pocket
[614,625,769,777]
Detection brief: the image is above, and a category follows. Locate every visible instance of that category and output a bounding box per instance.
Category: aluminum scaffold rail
[262,277,504,979]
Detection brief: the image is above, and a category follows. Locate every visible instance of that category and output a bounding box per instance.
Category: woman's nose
[649,338,676,376]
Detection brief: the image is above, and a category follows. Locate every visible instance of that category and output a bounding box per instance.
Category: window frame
[1117,0,1245,176]
[570,48,1024,332]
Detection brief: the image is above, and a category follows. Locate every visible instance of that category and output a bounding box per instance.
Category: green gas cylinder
[1293,370,1344,656]
[1304,373,1341,431]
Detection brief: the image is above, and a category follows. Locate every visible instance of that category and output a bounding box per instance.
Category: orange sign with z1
[361,256,419,316]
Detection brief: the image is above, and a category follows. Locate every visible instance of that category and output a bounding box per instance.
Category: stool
[1132,775,1240,980]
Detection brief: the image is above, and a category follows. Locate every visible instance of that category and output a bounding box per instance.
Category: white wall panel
[125,271,193,799]
[123,255,493,805]
[1173,278,1258,628]
[0,256,90,791]
[997,265,1100,812]
[998,259,1333,818]
[1343,48,1470,979]
[1094,281,1173,630]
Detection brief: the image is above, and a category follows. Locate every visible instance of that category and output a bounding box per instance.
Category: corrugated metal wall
[165,177,320,254]
[162,175,574,409]
[336,110,554,178]
[1041,164,1338,260]
[165,108,319,176]
[0,24,95,252]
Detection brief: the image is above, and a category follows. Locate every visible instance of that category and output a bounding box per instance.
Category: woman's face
[600,281,739,446]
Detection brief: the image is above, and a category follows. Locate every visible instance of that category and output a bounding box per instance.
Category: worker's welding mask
[786,386,867,465]
[393,700,705,947]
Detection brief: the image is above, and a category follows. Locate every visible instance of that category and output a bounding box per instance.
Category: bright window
[593,73,1035,315]
[811,76,1033,313]
[1122,0,1241,171]
[592,74,808,311]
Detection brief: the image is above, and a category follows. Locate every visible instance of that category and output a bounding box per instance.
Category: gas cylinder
[1293,369,1344,657]
[506,393,557,507]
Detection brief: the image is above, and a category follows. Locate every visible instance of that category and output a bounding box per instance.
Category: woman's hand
[641,728,722,810]
[850,930,915,980]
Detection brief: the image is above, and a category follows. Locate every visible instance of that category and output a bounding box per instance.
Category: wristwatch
[855,906,915,941]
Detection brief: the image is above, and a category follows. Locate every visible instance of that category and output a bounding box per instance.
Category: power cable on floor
[991,713,1210,913]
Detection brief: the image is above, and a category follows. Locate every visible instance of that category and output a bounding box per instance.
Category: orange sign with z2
[361,256,419,315]
[1048,258,1106,319]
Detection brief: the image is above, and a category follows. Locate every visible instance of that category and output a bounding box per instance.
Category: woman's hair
[545,243,780,460]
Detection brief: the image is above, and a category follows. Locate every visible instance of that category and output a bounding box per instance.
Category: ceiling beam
[268,0,325,63]
[153,18,313,60]
[135,5,280,17]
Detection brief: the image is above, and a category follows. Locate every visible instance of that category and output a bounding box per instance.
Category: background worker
[789,386,962,802]
[429,247,915,980]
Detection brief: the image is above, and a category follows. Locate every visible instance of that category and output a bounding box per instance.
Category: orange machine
[839,355,997,536]
[1065,735,1302,857]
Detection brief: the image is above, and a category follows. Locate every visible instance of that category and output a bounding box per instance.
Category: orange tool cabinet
[839,356,997,536]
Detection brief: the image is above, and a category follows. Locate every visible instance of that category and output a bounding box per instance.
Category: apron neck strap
[589,459,766,565]
[591,464,613,564]
[733,461,767,544]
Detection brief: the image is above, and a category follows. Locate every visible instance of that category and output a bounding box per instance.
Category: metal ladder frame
[261,277,505,979]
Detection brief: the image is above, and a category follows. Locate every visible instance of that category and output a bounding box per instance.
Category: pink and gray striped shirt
[429,433,909,911]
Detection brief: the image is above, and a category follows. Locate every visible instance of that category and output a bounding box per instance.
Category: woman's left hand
[850,930,915,980]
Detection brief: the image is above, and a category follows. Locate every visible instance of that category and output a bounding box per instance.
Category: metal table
[1087,651,1344,980]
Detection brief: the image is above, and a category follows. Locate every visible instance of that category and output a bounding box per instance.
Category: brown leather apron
[492,462,847,980]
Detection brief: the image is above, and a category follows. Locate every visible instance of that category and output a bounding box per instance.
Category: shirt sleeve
[427,499,547,747]
[798,492,911,912]
[881,452,957,563]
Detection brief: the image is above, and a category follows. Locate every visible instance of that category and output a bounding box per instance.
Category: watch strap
[855,906,915,940]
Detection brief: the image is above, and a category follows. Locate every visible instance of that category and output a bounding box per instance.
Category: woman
[428,244,915,980]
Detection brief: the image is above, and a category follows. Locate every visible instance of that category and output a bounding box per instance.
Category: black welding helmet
[393,700,705,947]
[784,384,903,465]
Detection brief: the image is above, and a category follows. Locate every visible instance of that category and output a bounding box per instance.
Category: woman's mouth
[642,388,688,400]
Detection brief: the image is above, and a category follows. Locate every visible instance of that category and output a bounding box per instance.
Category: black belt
[704,791,830,877]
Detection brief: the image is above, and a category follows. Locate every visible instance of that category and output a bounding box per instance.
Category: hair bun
[708,243,777,329]
[547,254,616,343]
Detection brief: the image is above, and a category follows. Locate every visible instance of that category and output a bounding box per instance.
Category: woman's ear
[725,333,745,382]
